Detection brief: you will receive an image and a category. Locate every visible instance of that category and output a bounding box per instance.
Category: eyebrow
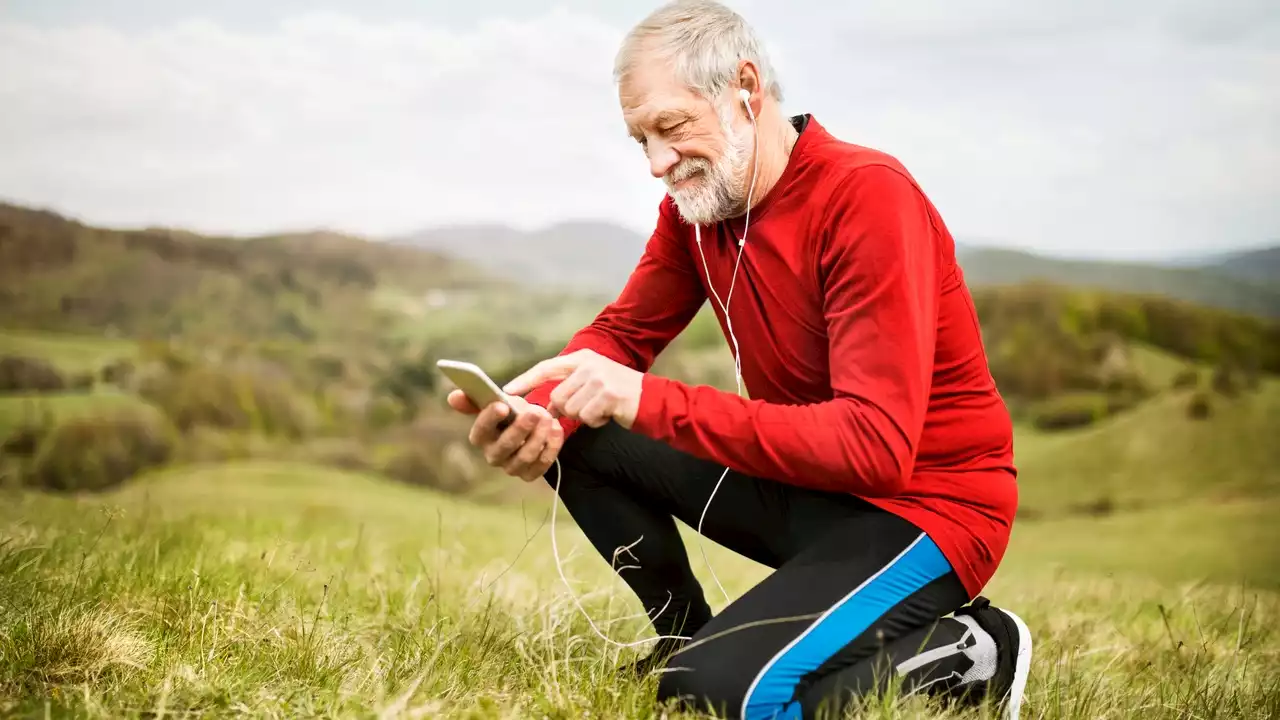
[651,110,692,128]
[627,109,693,141]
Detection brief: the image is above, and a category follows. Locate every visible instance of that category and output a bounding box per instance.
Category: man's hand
[503,349,643,429]
[446,390,563,482]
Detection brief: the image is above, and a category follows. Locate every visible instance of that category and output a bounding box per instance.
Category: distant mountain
[1199,246,1280,287]
[399,219,1278,318]
[955,245,1279,319]
[396,221,647,296]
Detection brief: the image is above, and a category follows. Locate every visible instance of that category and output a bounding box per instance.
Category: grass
[997,497,1280,590]
[2,461,1277,719]
[1128,343,1196,389]
[0,330,135,373]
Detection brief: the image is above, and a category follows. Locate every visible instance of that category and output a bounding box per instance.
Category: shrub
[175,427,259,464]
[139,365,317,439]
[1171,366,1199,390]
[382,445,470,495]
[99,359,135,387]
[139,369,243,431]
[1029,393,1109,431]
[28,411,177,492]
[1072,496,1116,517]
[365,394,405,431]
[1211,363,1242,398]
[969,284,1280,392]
[0,355,66,393]
[1099,368,1149,398]
[1103,390,1144,417]
[68,372,96,391]
[376,351,441,420]
[1014,506,1044,521]
[1239,357,1262,392]
[1187,390,1212,420]
[2,420,51,458]
[1099,369,1151,417]
[137,340,198,374]
[296,438,373,473]
[309,353,347,382]
[1,403,56,458]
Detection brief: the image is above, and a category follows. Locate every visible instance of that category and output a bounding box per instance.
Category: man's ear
[736,59,763,101]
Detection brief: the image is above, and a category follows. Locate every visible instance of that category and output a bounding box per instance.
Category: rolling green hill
[1012,380,1280,517]
[0,203,615,378]
[0,202,500,347]
[956,245,1280,319]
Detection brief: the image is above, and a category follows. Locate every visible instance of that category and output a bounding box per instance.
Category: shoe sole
[999,608,1033,720]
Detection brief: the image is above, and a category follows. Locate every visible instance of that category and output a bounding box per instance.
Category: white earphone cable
[549,88,761,645]
[692,90,761,606]
[548,456,692,647]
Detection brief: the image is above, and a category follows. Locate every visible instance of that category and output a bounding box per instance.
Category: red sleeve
[523,197,707,437]
[630,165,941,497]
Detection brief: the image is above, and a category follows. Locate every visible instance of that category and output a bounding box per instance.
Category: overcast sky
[1,0,1276,259]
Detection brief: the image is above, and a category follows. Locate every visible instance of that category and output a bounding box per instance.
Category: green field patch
[0,388,158,439]
[1012,379,1280,516]
[0,328,135,373]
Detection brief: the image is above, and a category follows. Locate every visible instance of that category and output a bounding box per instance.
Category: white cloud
[0,9,659,237]
[742,0,1280,258]
[0,1,1276,259]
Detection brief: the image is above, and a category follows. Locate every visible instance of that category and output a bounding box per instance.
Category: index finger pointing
[502,354,579,396]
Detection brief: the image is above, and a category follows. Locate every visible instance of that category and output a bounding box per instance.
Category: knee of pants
[546,421,624,486]
[655,653,751,720]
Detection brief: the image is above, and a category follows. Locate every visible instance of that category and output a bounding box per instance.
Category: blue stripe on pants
[740,533,952,720]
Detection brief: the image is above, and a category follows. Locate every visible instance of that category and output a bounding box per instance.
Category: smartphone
[436,359,518,429]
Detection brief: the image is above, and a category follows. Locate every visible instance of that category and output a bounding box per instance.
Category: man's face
[619,58,752,226]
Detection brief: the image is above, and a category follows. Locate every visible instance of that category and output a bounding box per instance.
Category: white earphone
[694,86,758,385]
[690,85,761,605]
[545,85,764,651]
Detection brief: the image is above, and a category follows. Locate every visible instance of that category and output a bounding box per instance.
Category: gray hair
[614,0,784,104]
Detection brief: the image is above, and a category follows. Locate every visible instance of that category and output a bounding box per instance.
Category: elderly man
[447,1,1031,717]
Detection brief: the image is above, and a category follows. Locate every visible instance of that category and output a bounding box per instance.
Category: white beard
[665,105,754,226]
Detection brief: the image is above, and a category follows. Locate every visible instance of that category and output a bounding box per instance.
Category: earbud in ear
[739,88,755,123]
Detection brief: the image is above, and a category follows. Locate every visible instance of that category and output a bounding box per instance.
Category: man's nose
[647,141,679,179]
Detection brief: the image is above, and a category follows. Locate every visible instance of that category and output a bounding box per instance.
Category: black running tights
[548,422,973,719]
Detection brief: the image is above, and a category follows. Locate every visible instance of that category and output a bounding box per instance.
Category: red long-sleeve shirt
[525,115,1018,599]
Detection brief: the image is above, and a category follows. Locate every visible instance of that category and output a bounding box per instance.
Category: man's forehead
[621,87,701,132]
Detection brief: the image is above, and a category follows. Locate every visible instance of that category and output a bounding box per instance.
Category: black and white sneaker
[953,596,1033,719]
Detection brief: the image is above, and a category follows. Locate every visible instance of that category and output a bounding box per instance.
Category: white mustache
[665,158,710,187]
